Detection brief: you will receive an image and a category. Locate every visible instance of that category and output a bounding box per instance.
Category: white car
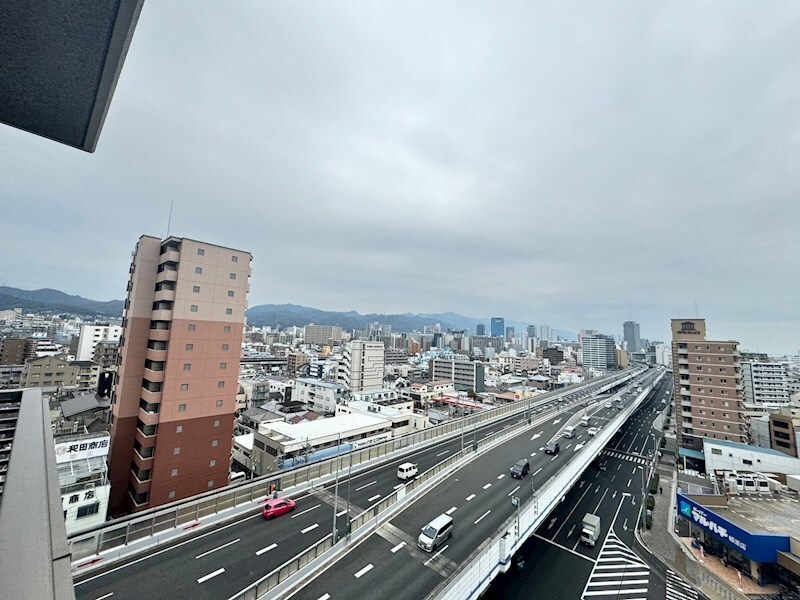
[587,427,598,436]
[605,401,612,409]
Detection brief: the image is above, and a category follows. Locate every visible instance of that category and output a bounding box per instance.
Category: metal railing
[69,369,644,572]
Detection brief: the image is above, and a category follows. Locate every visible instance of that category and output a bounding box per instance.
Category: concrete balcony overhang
[145,348,167,362]
[133,446,154,464]
[148,330,170,342]
[140,388,162,404]
[151,309,173,322]
[143,367,165,383]
[154,288,176,303]
[138,406,160,427]
[156,269,178,284]
[130,470,152,492]
[134,428,157,448]
[160,248,180,263]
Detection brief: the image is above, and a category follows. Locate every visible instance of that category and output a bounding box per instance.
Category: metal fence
[69,369,642,571]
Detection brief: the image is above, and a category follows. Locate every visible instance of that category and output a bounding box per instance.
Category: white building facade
[76,324,122,362]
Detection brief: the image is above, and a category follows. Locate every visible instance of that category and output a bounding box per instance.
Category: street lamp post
[331,431,342,542]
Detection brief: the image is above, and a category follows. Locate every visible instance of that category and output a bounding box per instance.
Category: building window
[171,468,179,476]
[195,267,203,274]
[209,460,217,467]
[742,459,753,466]
[168,491,176,499]
[186,344,193,351]
[193,285,200,293]
[212,439,219,447]
[176,425,183,433]
[216,400,223,408]
[226,308,233,315]
[224,326,231,333]
[174,447,181,455]
[227,290,235,297]
[197,248,205,256]
[190,305,198,312]
[214,419,220,428]
[229,272,236,280]
[231,255,238,262]
[218,381,225,389]
[179,404,186,412]
[183,363,191,371]
[220,362,227,369]
[77,503,100,518]
[181,384,189,391]
[188,324,196,332]
[208,480,215,488]
[222,344,229,351]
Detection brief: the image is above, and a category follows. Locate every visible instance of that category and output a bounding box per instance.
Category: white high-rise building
[338,340,384,392]
[75,324,122,361]
[741,361,790,407]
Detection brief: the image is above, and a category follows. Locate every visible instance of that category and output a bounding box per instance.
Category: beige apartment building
[108,236,251,516]
[671,319,747,453]
[21,355,79,391]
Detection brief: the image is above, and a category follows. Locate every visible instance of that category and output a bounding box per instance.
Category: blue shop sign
[677,494,790,563]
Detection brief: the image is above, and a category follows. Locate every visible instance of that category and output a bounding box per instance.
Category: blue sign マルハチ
[677,494,790,564]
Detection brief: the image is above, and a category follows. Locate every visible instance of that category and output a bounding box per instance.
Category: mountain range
[0,287,574,339]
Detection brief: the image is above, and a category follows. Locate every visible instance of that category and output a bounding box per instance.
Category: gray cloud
[1,1,799,353]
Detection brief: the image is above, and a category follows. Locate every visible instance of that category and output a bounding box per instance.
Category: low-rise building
[21,355,78,392]
[429,357,484,392]
[770,406,800,458]
[71,360,101,393]
[294,378,347,414]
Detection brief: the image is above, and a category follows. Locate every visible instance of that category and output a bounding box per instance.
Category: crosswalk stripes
[602,449,648,464]
[581,530,650,599]
[666,569,698,600]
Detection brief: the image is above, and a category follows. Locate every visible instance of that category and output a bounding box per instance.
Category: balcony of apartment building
[148,320,171,342]
[159,246,181,264]
[156,262,178,284]
[680,386,691,396]
[154,282,176,303]
[146,340,168,363]
[128,483,150,509]
[140,380,163,403]
[130,459,153,487]
[138,398,161,427]
[133,439,155,465]
[135,419,158,448]
[151,301,174,323]
[143,360,166,384]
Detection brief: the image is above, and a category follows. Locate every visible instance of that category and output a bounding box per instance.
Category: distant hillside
[0,287,124,318]
[246,303,575,340]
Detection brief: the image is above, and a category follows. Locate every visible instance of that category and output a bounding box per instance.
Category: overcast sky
[1,2,799,354]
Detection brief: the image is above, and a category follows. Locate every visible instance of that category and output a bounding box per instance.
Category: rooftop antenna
[694,300,698,318]
[166,199,174,238]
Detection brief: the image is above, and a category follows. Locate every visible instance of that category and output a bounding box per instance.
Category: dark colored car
[510,458,530,479]
[262,497,296,519]
[593,459,607,471]
[544,442,560,455]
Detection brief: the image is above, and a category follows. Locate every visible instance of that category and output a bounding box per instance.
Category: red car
[261,497,296,519]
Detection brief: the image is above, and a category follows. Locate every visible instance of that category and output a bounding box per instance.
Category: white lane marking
[508,485,520,497]
[393,483,405,490]
[437,450,450,457]
[390,542,406,553]
[94,594,114,600]
[466,494,476,501]
[196,538,240,559]
[567,524,575,538]
[531,432,542,440]
[317,595,331,600]
[336,510,347,517]
[446,506,458,515]
[197,568,225,584]
[594,488,609,512]
[482,483,492,490]
[301,523,320,534]
[530,452,537,457]
[354,564,374,578]
[474,510,492,524]
[533,467,542,477]
[255,543,277,556]
[367,494,381,503]
[290,504,321,519]
[632,467,636,475]
[627,479,632,488]
[497,474,505,480]
[355,481,377,491]
[424,544,450,566]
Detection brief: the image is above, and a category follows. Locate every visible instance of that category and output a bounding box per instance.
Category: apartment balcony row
[156,268,178,284]
[154,288,176,303]
[160,248,180,263]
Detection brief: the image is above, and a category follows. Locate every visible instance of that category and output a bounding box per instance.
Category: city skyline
[2,2,799,355]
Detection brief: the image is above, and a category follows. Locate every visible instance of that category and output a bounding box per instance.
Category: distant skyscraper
[623,321,641,353]
[534,324,552,342]
[581,334,617,370]
[490,317,504,338]
[338,340,384,392]
[108,236,252,516]
[476,323,486,336]
[505,327,515,343]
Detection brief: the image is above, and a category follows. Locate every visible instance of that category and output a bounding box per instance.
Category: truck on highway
[580,513,601,547]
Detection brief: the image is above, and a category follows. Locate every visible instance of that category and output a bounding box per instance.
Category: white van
[563,425,576,439]
[580,416,590,427]
[397,462,418,480]
[418,514,453,552]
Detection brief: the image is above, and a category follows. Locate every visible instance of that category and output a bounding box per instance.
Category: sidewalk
[638,429,769,600]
